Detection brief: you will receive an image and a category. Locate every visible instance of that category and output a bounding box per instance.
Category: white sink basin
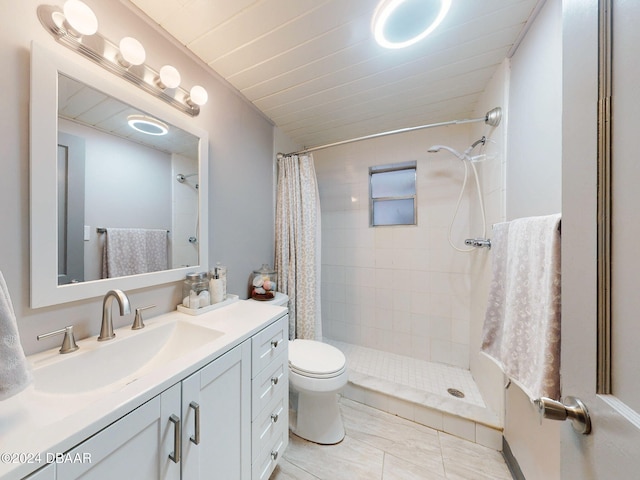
[32,320,224,395]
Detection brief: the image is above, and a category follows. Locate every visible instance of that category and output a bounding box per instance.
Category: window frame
[368,161,417,227]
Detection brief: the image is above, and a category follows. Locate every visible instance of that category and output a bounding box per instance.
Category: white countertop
[0,300,286,479]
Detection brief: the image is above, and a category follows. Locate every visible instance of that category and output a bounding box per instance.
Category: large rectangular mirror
[30,42,209,308]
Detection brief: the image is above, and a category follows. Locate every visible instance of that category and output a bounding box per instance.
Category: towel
[102,228,168,278]
[481,213,562,401]
[0,270,32,400]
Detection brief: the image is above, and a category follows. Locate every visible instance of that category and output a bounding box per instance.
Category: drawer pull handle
[271,339,282,349]
[271,376,279,386]
[271,413,279,423]
[190,401,200,445]
[271,451,278,461]
[169,414,181,463]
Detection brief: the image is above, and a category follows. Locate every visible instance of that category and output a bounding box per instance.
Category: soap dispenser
[210,269,224,304]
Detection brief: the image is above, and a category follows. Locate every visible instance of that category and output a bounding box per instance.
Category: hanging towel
[481,213,562,401]
[102,228,168,278]
[0,270,32,400]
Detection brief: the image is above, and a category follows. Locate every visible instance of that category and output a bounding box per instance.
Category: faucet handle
[132,305,156,330]
[37,325,79,354]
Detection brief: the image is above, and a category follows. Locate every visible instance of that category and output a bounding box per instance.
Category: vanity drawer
[252,314,287,377]
[251,425,287,480]
[252,392,288,462]
[252,350,288,421]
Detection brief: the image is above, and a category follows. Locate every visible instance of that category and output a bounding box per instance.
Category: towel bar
[96,227,170,234]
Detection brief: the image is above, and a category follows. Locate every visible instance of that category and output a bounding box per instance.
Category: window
[369,161,417,226]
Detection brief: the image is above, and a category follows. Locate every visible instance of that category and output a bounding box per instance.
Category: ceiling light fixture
[372,0,451,49]
[127,115,169,136]
[37,0,207,117]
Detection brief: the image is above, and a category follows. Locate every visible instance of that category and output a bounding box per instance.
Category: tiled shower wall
[313,124,481,369]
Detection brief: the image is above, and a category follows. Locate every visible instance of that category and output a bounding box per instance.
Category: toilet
[249,293,348,444]
[288,339,347,444]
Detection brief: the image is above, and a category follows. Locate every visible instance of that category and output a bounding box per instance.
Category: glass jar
[182,271,210,308]
[251,264,277,300]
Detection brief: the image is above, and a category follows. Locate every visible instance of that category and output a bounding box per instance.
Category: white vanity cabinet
[10,311,289,480]
[250,315,289,480]
[54,343,252,480]
[24,465,54,479]
[181,341,252,480]
[56,386,180,479]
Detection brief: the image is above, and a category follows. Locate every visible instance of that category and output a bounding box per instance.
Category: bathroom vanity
[0,301,288,480]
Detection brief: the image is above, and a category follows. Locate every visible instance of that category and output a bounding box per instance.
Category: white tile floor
[271,397,513,480]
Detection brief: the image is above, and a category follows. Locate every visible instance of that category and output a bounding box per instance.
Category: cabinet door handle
[169,414,181,463]
[271,376,279,386]
[189,401,201,445]
[270,339,282,349]
[270,451,278,461]
[270,413,279,423]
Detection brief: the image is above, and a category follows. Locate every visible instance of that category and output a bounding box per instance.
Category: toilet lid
[289,340,346,378]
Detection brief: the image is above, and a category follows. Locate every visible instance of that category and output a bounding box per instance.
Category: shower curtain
[275,154,322,341]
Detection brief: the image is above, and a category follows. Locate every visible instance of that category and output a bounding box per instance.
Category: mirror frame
[30,42,209,308]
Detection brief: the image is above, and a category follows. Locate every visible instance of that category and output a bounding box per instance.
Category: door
[56,395,173,479]
[57,132,85,285]
[181,341,252,480]
[561,0,640,477]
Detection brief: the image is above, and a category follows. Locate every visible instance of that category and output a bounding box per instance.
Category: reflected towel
[0,270,32,400]
[102,228,168,279]
[481,214,562,401]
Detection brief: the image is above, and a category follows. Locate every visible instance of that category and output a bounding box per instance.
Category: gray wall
[1,0,275,355]
[504,0,563,478]
[507,0,562,220]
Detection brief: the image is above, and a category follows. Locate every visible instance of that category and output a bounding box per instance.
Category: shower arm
[466,136,487,153]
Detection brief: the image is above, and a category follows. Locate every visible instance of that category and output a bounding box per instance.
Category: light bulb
[188,85,208,107]
[63,0,98,37]
[372,0,451,49]
[118,37,146,67]
[127,115,169,136]
[157,65,181,89]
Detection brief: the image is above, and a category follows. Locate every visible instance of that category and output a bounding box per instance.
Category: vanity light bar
[37,2,207,117]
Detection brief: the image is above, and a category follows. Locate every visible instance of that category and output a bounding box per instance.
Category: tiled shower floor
[329,340,485,408]
[326,340,503,449]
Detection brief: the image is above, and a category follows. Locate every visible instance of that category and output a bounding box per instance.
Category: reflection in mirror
[30,42,208,308]
[56,75,200,284]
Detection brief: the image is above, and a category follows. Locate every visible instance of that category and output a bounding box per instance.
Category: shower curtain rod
[277,107,502,158]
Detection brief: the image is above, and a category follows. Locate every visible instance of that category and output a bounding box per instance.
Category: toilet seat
[289,340,346,379]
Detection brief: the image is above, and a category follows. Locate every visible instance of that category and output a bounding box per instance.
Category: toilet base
[290,391,345,445]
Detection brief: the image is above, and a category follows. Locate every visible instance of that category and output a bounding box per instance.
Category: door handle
[534,396,592,435]
[169,414,181,463]
[189,401,200,445]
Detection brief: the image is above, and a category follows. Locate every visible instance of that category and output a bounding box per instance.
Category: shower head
[427,145,465,159]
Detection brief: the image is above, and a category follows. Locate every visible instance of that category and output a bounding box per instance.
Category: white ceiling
[59,75,199,159]
[126,0,542,150]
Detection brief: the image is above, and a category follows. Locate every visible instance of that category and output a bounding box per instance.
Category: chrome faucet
[98,289,131,341]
